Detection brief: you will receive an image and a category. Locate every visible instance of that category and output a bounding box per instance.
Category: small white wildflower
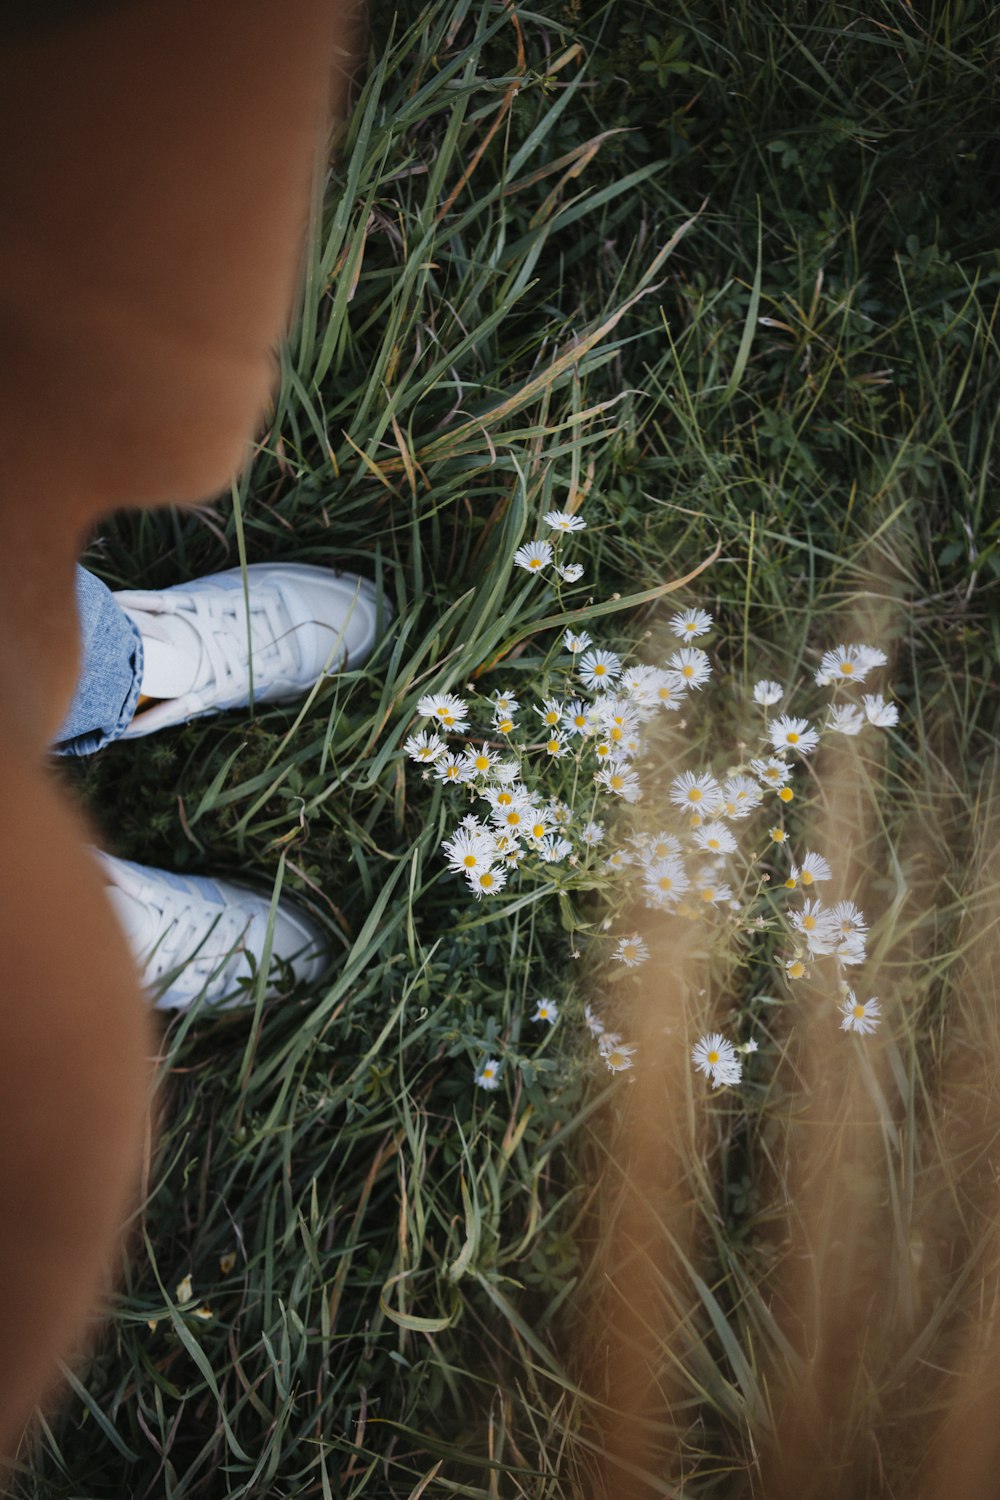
[404,730,445,763]
[862,693,899,727]
[839,992,882,1035]
[669,607,713,640]
[441,826,497,874]
[826,703,866,736]
[642,857,689,906]
[579,648,622,690]
[753,680,784,706]
[539,834,573,863]
[669,770,721,811]
[789,851,833,888]
[461,742,500,777]
[580,821,605,846]
[435,754,468,784]
[466,865,508,898]
[475,1058,502,1090]
[556,562,584,583]
[613,934,649,967]
[532,997,560,1024]
[651,667,687,710]
[749,756,792,788]
[584,1003,605,1037]
[691,1033,741,1088]
[490,689,519,716]
[816,644,875,686]
[564,628,592,654]
[417,691,470,731]
[544,510,587,533]
[694,823,738,855]
[596,758,642,802]
[769,715,820,755]
[513,539,553,574]
[600,1036,637,1073]
[720,775,763,819]
[669,647,712,688]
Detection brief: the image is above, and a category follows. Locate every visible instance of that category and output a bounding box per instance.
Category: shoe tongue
[125,610,209,697]
[106,883,161,956]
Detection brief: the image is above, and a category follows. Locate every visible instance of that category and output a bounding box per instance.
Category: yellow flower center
[707,1050,719,1065]
[529,558,542,569]
[480,873,494,888]
[474,755,490,771]
[532,824,546,839]
[841,662,854,674]
[573,715,587,729]
[463,854,477,868]
[785,877,798,889]
[544,711,559,725]
[594,664,607,676]
[701,888,715,902]
[547,739,560,754]
[802,914,816,930]
[506,811,521,826]
[770,828,785,842]
[658,877,673,892]
[688,788,702,802]
[610,774,624,790]
[778,787,794,803]
[852,1004,865,1018]
[788,961,806,979]
[498,719,514,734]
[610,726,623,742]
[682,664,695,678]
[623,946,637,960]
[706,838,721,851]
[787,731,799,744]
[801,871,814,886]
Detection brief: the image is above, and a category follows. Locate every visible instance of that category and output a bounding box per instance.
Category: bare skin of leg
[0,0,355,1452]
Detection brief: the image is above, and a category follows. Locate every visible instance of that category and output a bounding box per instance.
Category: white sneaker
[95,850,330,1009]
[115,562,389,738]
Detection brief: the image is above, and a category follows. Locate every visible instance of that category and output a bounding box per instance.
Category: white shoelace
[143,887,255,998]
[178,586,302,705]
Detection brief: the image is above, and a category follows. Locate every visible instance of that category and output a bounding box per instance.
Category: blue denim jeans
[52,567,144,757]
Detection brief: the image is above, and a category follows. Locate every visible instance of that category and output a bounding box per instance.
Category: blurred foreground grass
[17,2,1000,1495]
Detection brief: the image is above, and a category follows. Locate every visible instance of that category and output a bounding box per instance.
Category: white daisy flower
[619,664,659,707]
[564,628,592,654]
[596,758,641,802]
[753,679,784,706]
[532,997,560,1024]
[600,1036,637,1073]
[544,510,587,532]
[417,692,470,731]
[580,821,605,846]
[613,934,649,967]
[669,770,721,811]
[669,647,712,688]
[695,881,734,906]
[857,645,888,671]
[561,699,592,736]
[542,733,567,758]
[579,648,622,690]
[584,1003,605,1037]
[535,697,564,728]
[720,775,763,819]
[492,713,517,737]
[556,562,584,583]
[694,823,738,855]
[826,703,865,736]
[435,754,468,783]
[605,848,632,872]
[791,851,833,888]
[466,865,508,899]
[642,858,689,905]
[404,730,445,763]
[490,689,519,716]
[539,834,573,863]
[830,900,868,940]
[785,957,809,981]
[649,667,687,711]
[484,783,530,812]
[475,1058,503,1090]
[524,809,555,843]
[839,993,882,1035]
[769,715,819,754]
[513,539,553,574]
[492,760,520,784]
[789,898,838,954]
[749,756,792,788]
[641,833,684,863]
[815,644,873,686]
[441,826,498,874]
[548,799,573,827]
[835,931,868,966]
[691,1033,742,1088]
[863,693,899,727]
[669,607,713,640]
[461,742,500,778]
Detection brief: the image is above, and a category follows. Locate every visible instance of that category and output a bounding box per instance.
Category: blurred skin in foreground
[0,0,355,1452]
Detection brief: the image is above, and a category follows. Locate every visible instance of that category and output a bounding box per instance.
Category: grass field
[17,1,1000,1495]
